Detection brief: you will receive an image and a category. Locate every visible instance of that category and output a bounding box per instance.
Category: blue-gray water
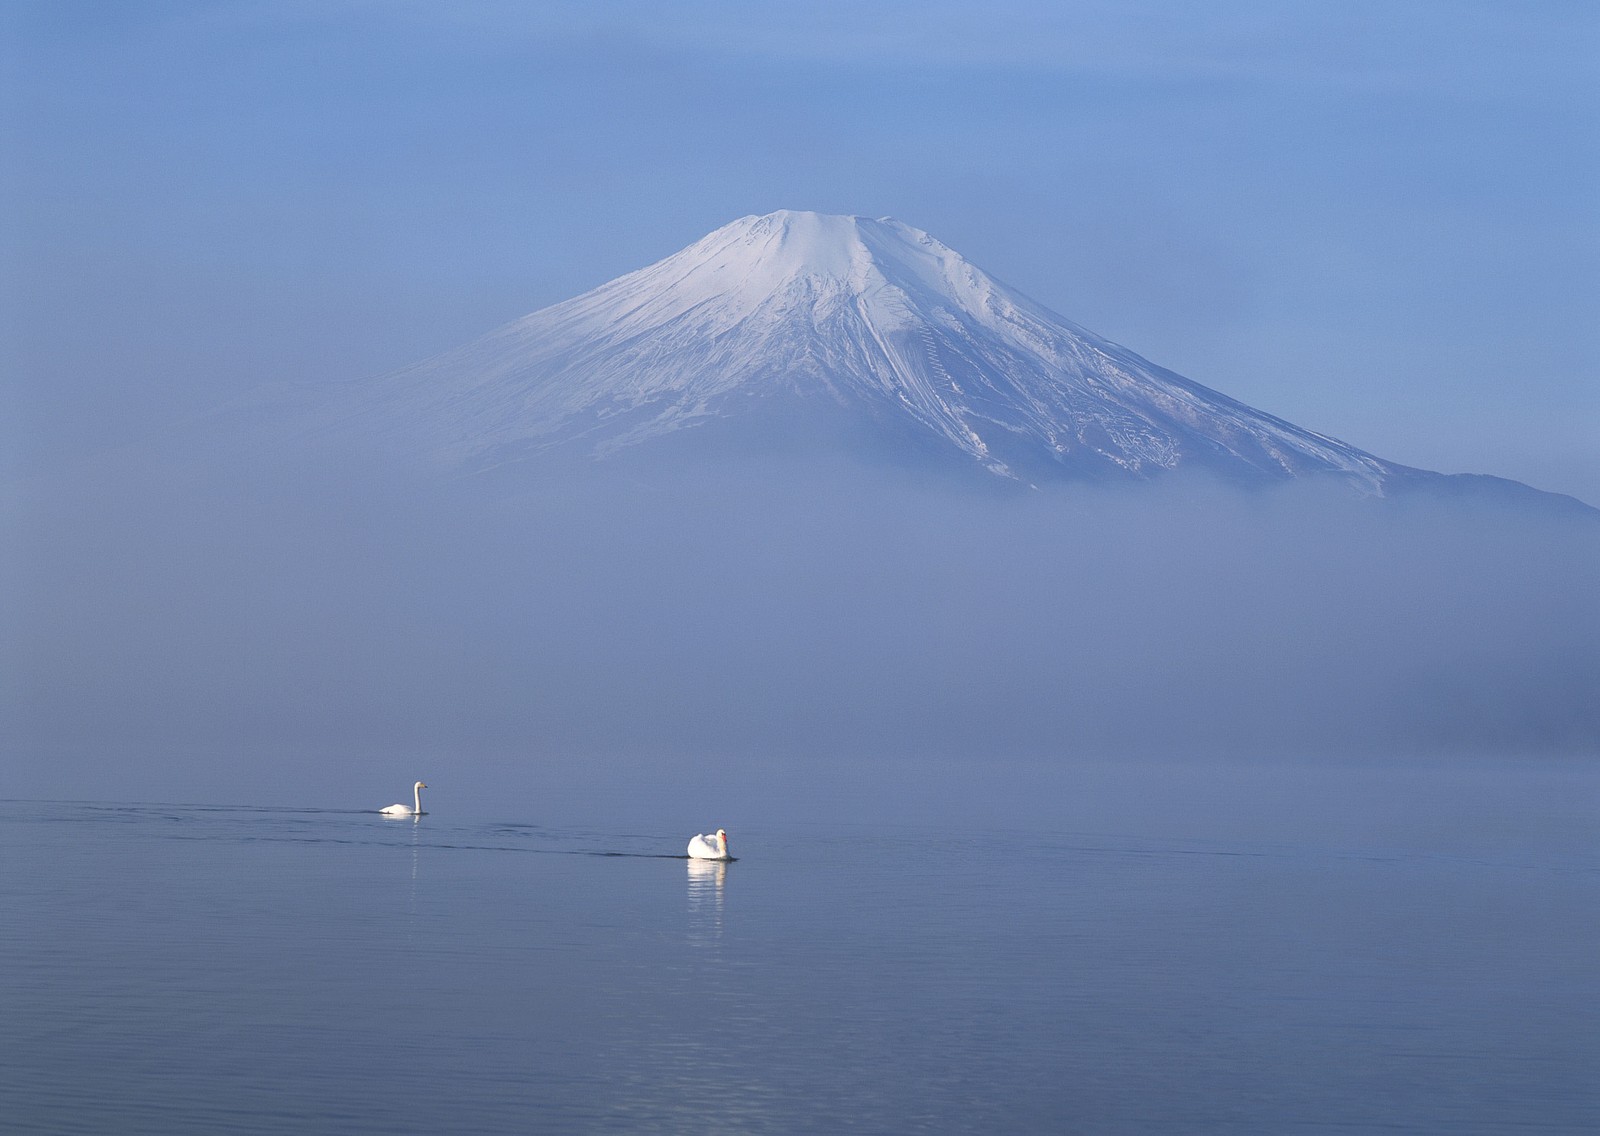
[4,761,1597,1134]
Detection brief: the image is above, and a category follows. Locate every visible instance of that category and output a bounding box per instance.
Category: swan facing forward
[379,781,428,816]
[687,828,731,860]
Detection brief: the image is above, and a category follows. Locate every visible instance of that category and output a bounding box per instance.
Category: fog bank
[5,447,1597,808]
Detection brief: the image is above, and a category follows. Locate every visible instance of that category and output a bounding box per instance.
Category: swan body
[687,828,731,860]
[379,781,428,816]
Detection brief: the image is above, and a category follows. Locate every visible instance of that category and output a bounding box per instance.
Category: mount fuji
[319,210,1582,506]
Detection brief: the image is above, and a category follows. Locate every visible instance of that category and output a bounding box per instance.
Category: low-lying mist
[6,440,1597,813]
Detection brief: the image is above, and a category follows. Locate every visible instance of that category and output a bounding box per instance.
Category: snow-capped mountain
[320,210,1556,500]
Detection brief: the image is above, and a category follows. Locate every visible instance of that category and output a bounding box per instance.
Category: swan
[687,828,731,860]
[379,781,428,816]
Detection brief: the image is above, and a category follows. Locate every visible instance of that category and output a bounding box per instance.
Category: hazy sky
[3,0,1598,501]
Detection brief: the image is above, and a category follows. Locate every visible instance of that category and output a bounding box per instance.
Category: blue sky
[4,0,1597,500]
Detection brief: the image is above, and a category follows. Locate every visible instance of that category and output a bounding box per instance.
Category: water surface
[3,761,1596,1133]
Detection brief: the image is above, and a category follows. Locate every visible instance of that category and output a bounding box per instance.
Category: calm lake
[3,758,1596,1134]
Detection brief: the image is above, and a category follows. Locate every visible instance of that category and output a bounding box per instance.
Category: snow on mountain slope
[320,211,1462,494]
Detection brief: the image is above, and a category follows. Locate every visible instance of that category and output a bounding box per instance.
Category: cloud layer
[8,442,1596,808]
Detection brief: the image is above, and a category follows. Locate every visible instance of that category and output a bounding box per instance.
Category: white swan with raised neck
[380,781,428,816]
[687,828,730,860]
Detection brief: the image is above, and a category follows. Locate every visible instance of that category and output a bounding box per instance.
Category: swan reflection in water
[686,856,727,938]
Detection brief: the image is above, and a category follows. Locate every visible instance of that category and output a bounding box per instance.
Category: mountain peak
[614,210,992,331]
[709,210,880,279]
[326,211,1585,512]
[696,210,955,283]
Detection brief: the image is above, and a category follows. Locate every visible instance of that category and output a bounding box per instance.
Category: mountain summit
[329,210,1562,502]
